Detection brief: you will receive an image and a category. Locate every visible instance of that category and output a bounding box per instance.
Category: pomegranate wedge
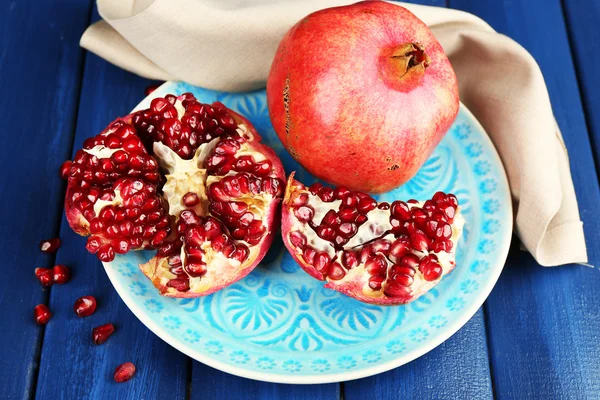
[62,93,285,297]
[281,173,464,305]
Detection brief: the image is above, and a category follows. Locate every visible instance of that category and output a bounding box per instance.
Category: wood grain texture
[344,309,493,400]
[34,10,189,400]
[0,1,92,398]
[449,0,600,399]
[562,0,600,165]
[191,362,340,399]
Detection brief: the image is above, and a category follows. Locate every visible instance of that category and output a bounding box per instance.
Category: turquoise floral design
[466,143,483,157]
[483,219,500,234]
[282,360,302,373]
[460,280,480,294]
[447,297,466,312]
[256,356,276,370]
[385,340,406,354]
[362,350,382,363]
[474,160,491,175]
[229,350,250,364]
[128,281,147,296]
[204,340,223,355]
[144,299,164,314]
[483,199,500,214]
[311,359,331,372]
[454,123,472,139]
[183,329,201,343]
[478,239,496,254]
[337,356,357,370]
[479,179,497,193]
[428,315,448,329]
[409,328,430,342]
[117,262,138,277]
[163,316,182,330]
[225,280,289,330]
[320,296,381,330]
[471,260,491,275]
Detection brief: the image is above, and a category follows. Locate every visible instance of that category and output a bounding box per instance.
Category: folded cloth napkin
[81,0,588,266]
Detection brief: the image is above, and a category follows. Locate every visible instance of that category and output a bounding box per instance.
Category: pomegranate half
[281,174,464,305]
[267,1,459,193]
[63,93,285,297]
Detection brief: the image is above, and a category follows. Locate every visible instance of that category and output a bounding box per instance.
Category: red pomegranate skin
[267,1,459,193]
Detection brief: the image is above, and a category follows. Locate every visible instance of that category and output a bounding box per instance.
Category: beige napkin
[81,0,588,266]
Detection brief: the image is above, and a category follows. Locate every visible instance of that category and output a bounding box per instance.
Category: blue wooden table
[1,0,599,399]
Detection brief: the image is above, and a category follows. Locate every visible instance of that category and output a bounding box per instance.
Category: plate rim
[103,82,512,384]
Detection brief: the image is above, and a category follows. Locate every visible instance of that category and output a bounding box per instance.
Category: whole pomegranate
[63,93,285,297]
[267,1,459,193]
[281,173,464,305]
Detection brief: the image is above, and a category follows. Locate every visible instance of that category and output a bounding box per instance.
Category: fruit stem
[380,43,430,92]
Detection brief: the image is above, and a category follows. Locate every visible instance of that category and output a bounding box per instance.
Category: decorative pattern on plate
[102,81,512,383]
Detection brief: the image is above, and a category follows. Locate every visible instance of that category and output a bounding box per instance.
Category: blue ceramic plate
[103,81,512,383]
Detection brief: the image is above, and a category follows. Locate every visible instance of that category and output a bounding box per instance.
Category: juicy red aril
[334,187,351,199]
[410,231,429,252]
[389,237,410,261]
[74,296,97,317]
[384,281,410,297]
[294,205,314,222]
[40,238,61,253]
[399,254,420,269]
[34,304,52,325]
[315,253,330,272]
[182,192,200,207]
[327,262,346,280]
[419,254,443,281]
[289,231,307,249]
[114,362,136,383]
[60,161,72,179]
[319,187,335,202]
[366,254,387,275]
[377,202,390,210]
[338,207,358,222]
[391,201,411,221]
[437,201,456,221]
[342,251,359,269]
[52,265,71,284]
[35,268,53,287]
[368,275,385,290]
[317,226,335,241]
[303,248,316,264]
[93,323,115,345]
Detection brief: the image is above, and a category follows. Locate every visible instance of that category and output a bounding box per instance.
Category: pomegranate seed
[338,207,358,222]
[371,239,390,255]
[168,278,191,291]
[365,254,387,275]
[384,281,411,297]
[392,273,414,286]
[356,214,368,224]
[303,247,317,264]
[309,183,324,195]
[314,253,331,272]
[435,222,452,239]
[317,226,335,241]
[59,161,72,179]
[377,202,390,210]
[334,187,351,199]
[338,222,357,237]
[92,323,115,345]
[368,275,385,290]
[289,231,307,249]
[97,244,115,262]
[292,193,309,206]
[357,197,377,213]
[391,201,411,221]
[40,238,61,253]
[114,362,136,383]
[182,192,200,207]
[327,262,346,280]
[399,254,420,269]
[342,251,359,269]
[294,205,314,222]
[52,265,71,284]
[432,191,447,203]
[342,195,358,207]
[319,187,335,202]
[34,304,52,325]
[410,231,429,252]
[437,201,456,221]
[74,296,97,317]
[419,255,443,281]
[35,268,53,287]
[390,264,416,277]
[389,237,410,261]
[446,194,459,207]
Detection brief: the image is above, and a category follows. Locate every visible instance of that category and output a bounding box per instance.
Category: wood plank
[34,9,189,400]
[344,309,493,400]
[0,1,92,398]
[191,362,340,399]
[562,0,600,165]
[449,0,600,398]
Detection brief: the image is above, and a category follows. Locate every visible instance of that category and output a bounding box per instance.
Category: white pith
[289,193,465,300]
[93,190,124,216]
[84,145,121,159]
